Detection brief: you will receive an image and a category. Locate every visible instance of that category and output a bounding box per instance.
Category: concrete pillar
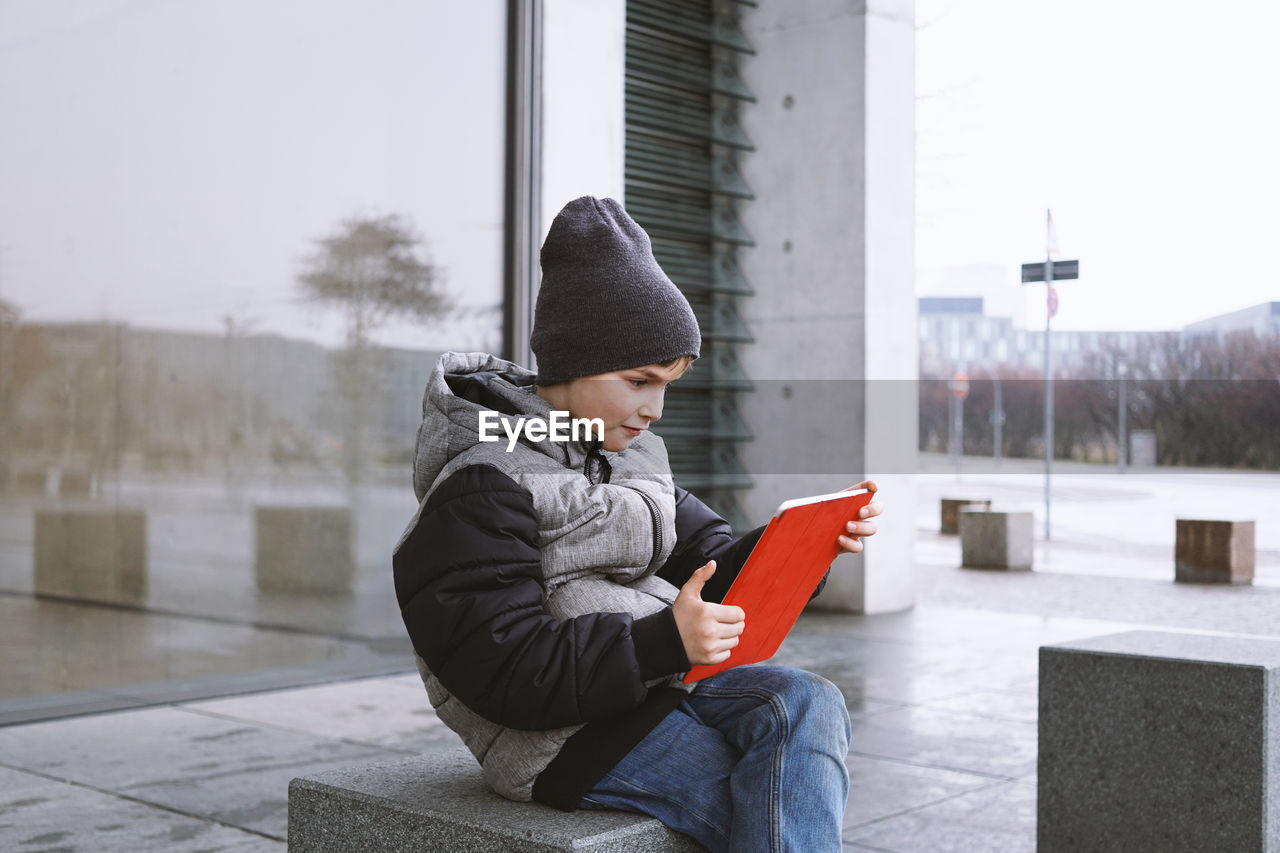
[737,0,917,613]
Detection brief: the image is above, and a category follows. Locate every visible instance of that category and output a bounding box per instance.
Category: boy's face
[543,361,687,452]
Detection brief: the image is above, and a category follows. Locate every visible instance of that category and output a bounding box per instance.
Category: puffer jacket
[392,351,767,810]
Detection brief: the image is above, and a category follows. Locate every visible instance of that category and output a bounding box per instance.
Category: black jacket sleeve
[655,486,831,603]
[393,464,689,732]
[655,486,765,602]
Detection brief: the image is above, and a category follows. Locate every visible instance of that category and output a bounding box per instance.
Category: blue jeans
[579,665,851,852]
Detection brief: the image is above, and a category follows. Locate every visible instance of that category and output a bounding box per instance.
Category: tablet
[683,488,873,683]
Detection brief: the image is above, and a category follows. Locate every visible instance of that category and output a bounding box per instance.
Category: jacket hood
[413,351,608,501]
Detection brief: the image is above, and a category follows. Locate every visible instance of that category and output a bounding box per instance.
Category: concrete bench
[1175,518,1254,584]
[1038,630,1280,852]
[939,497,991,534]
[288,748,703,852]
[254,506,355,594]
[959,508,1032,570]
[34,507,147,604]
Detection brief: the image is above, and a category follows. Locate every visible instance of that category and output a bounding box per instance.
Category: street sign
[1047,286,1059,318]
[1021,259,1079,283]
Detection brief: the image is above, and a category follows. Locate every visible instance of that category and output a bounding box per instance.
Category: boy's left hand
[836,480,881,554]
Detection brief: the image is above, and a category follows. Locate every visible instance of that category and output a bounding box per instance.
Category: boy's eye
[628,379,646,388]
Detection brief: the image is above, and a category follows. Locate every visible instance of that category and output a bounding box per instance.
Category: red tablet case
[683,489,873,683]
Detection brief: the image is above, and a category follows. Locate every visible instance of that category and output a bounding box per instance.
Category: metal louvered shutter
[625,0,755,529]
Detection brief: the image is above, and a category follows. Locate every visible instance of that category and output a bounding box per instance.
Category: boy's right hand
[672,561,746,666]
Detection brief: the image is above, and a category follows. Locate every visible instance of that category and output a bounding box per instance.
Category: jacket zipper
[636,489,663,568]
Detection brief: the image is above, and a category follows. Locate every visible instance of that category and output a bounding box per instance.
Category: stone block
[959,509,1031,570]
[939,497,991,534]
[1129,429,1157,467]
[1175,519,1254,584]
[15,469,49,495]
[255,506,354,594]
[1038,631,1280,852]
[57,469,93,497]
[34,507,147,604]
[288,749,703,852]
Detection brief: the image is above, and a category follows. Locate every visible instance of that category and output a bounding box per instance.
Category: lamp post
[1117,359,1128,472]
[949,371,969,479]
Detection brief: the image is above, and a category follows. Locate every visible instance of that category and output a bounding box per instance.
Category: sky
[2,2,1277,348]
[915,0,1280,331]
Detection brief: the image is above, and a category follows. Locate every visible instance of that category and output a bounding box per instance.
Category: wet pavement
[2,460,1278,851]
[0,472,415,708]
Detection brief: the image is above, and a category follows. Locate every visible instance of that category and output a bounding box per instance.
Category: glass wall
[0,1,508,713]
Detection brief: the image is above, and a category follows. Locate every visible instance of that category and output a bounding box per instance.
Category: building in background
[917,297,1280,378]
[1183,301,1280,341]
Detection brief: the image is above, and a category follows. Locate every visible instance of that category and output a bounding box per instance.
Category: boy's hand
[673,561,746,666]
[837,480,881,554]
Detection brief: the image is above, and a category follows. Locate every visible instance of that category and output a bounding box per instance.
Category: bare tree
[298,214,449,349]
[297,214,449,481]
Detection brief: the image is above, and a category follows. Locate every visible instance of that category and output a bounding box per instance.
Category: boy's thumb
[680,560,716,599]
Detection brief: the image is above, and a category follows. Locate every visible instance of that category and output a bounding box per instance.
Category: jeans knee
[759,668,850,747]
[803,673,851,746]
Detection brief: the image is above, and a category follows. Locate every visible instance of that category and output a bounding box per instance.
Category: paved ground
[2,459,1278,851]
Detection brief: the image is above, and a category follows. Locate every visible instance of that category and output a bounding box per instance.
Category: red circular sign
[951,373,969,400]
[1047,285,1059,318]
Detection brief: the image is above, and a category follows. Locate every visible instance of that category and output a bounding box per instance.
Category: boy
[393,196,881,851]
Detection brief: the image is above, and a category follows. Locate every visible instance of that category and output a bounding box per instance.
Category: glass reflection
[0,1,507,708]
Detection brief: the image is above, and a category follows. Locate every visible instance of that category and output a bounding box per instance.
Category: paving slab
[0,765,283,852]
[846,779,1036,853]
[844,754,995,831]
[849,706,1039,779]
[797,604,1139,654]
[122,746,395,839]
[804,657,1037,707]
[772,622,1042,706]
[0,705,395,840]
[0,706,389,789]
[922,688,1040,724]
[183,676,451,752]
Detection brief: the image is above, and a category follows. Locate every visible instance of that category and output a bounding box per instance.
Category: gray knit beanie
[531,196,702,385]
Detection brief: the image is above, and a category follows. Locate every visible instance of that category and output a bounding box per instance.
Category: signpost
[1020,210,1079,540]
[1020,260,1079,283]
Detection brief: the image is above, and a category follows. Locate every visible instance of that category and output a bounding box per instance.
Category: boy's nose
[639,392,663,422]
